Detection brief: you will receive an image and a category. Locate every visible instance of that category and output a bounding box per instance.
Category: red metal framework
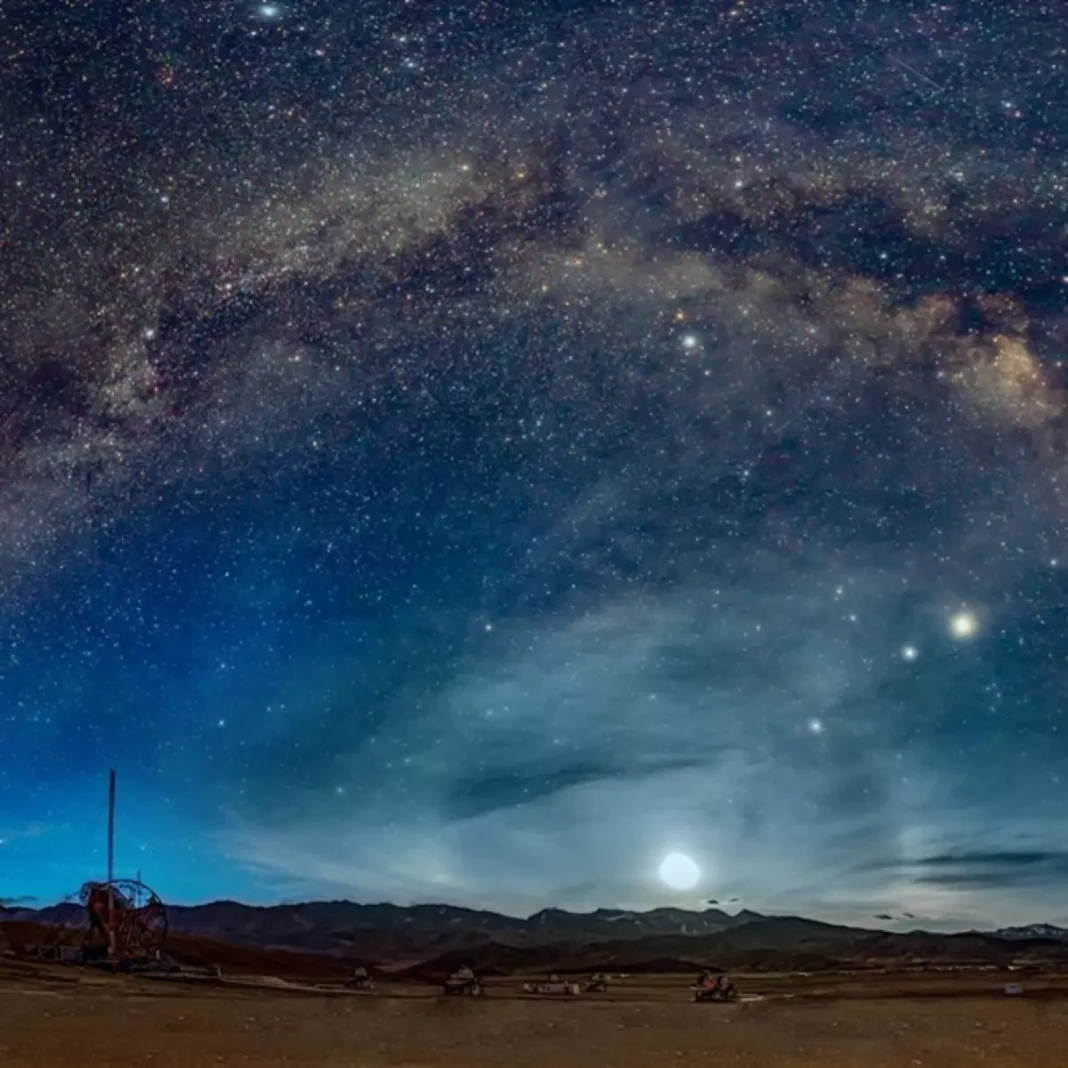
[79,878,168,963]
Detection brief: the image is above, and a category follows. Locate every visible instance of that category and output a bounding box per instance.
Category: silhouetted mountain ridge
[4,900,763,961]
[7,899,1068,970]
[406,917,1068,978]
[992,923,1068,942]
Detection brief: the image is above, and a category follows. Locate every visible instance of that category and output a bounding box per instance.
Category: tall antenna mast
[107,768,116,964]
[69,768,167,968]
[107,768,116,886]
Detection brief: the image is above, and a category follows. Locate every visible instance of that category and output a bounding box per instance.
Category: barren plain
[4,962,1068,1068]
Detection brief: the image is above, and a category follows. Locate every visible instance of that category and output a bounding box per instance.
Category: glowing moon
[658,852,700,890]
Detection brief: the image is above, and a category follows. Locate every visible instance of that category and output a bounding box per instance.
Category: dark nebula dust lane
[1,0,1068,928]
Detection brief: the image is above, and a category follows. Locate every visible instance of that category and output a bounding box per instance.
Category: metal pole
[107,769,116,885]
[107,769,116,965]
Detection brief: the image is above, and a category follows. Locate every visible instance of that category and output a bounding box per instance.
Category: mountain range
[3,900,771,962]
[5,899,1068,973]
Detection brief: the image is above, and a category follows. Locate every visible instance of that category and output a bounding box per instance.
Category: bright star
[901,644,919,661]
[950,611,978,640]
[807,717,825,735]
[681,334,699,350]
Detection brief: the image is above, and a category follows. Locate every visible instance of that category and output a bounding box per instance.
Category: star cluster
[1,0,1067,928]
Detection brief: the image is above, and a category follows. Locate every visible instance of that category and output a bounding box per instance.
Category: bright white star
[901,644,919,661]
[950,611,978,640]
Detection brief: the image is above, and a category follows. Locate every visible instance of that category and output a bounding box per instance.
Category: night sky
[1,0,1067,930]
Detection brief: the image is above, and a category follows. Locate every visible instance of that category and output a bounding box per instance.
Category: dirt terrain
[3,961,1068,1067]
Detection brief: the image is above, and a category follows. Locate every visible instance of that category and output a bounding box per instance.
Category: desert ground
[4,963,1068,1067]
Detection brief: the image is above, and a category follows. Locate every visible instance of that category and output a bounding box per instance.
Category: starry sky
[1,0,1068,931]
